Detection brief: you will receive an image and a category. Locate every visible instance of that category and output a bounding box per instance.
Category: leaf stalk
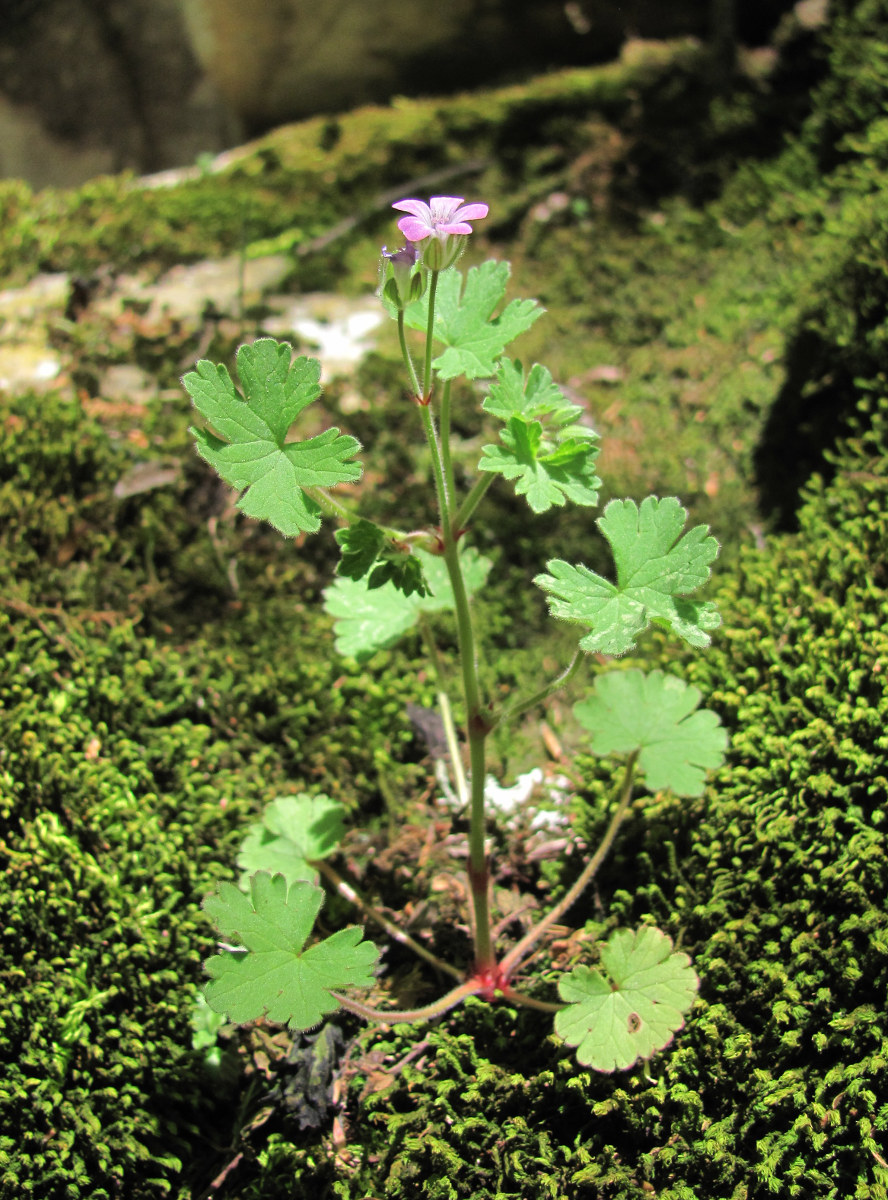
[499,749,639,980]
[315,859,464,982]
[331,978,482,1025]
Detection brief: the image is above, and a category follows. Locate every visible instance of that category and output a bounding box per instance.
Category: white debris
[484,768,544,814]
[287,306,383,378]
[436,766,571,835]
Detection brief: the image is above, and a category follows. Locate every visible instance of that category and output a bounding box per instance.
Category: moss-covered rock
[1,5,887,1197]
[232,402,888,1200]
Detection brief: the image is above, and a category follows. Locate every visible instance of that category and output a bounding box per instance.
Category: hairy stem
[419,405,451,529]
[302,485,355,524]
[331,978,482,1025]
[466,730,494,969]
[302,486,414,547]
[397,310,421,399]
[421,269,440,401]
[439,379,456,511]
[315,859,464,982]
[498,985,565,1013]
[438,531,493,970]
[499,750,639,979]
[413,262,493,972]
[493,646,585,731]
[452,473,494,534]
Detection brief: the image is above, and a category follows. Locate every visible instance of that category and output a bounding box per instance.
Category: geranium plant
[184,195,727,1072]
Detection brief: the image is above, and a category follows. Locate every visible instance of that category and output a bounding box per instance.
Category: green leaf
[555,926,698,1072]
[404,262,543,380]
[190,992,228,1052]
[479,417,600,514]
[323,546,491,661]
[482,359,584,425]
[335,519,386,580]
[335,520,431,598]
[185,338,362,537]
[535,497,720,655]
[203,873,378,1030]
[479,362,600,514]
[366,555,429,598]
[574,669,727,797]
[237,793,346,888]
[477,357,602,513]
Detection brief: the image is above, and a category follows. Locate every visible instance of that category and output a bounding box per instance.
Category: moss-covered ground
[1,2,888,1195]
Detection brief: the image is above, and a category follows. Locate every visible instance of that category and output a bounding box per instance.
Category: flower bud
[409,269,427,302]
[380,243,421,310]
[419,233,468,272]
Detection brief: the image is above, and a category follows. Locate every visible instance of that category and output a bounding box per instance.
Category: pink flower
[392,196,489,243]
[392,195,489,269]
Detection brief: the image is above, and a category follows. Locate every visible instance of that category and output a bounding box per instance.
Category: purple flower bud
[382,244,420,270]
[381,243,422,309]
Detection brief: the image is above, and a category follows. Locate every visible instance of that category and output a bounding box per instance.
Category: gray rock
[0,0,799,189]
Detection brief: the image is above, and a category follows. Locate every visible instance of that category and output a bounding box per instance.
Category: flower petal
[437,221,474,235]
[429,196,466,210]
[392,198,432,218]
[454,203,489,222]
[397,216,433,241]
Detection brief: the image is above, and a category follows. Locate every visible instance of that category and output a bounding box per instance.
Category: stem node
[469,709,495,737]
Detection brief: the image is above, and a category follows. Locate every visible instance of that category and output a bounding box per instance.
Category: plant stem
[314,859,464,982]
[303,486,410,545]
[441,692,468,806]
[397,311,421,399]
[452,473,494,534]
[413,262,493,973]
[419,405,451,528]
[493,646,585,731]
[302,485,354,524]
[419,615,468,806]
[331,978,482,1025]
[466,730,494,969]
[439,379,455,512]
[438,688,469,807]
[421,270,440,401]
[498,985,565,1013]
[430,486,494,969]
[499,749,639,980]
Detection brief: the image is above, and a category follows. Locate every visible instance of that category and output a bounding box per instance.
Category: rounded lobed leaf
[203,873,378,1031]
[574,668,727,797]
[535,496,720,655]
[555,926,698,1072]
[237,793,346,889]
[185,337,362,537]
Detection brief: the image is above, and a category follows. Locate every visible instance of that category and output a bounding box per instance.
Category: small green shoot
[335,519,431,597]
[237,793,346,888]
[479,419,600,513]
[479,358,601,513]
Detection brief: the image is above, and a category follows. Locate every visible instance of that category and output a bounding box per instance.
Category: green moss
[225,404,888,1200]
[0,588,442,1198]
[0,45,710,286]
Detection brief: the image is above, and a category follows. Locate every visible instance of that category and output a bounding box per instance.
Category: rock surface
[0,0,799,188]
